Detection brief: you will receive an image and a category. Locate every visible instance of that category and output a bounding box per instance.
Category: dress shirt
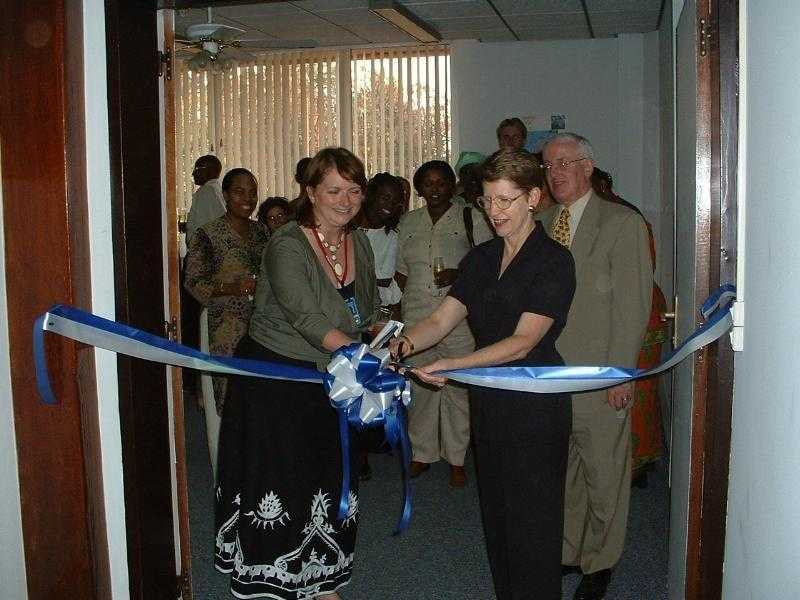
[186,178,226,243]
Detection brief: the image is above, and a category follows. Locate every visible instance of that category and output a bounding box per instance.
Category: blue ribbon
[32,284,737,534]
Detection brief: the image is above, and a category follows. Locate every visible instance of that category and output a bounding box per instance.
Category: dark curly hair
[256,196,290,225]
[221,167,257,192]
[365,172,404,231]
[412,160,456,196]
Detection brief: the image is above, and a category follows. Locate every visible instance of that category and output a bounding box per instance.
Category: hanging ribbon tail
[442,284,736,393]
[393,403,413,535]
[33,313,58,405]
[336,407,352,522]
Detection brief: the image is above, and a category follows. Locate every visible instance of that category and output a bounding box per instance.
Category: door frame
[158,7,194,599]
[681,0,738,597]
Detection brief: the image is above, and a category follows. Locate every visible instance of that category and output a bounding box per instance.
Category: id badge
[344,295,362,327]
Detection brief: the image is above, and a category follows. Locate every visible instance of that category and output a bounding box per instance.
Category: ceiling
[175,0,666,48]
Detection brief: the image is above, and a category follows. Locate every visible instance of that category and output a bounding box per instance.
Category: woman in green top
[214,148,379,600]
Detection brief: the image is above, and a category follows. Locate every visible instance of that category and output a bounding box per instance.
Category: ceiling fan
[176,8,317,70]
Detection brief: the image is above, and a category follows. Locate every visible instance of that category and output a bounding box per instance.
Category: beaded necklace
[312,226,349,287]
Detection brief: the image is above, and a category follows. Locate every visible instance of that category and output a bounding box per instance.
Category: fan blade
[187,50,213,70]
[175,35,194,44]
[210,25,247,43]
[175,49,197,60]
[238,38,318,49]
[221,46,255,62]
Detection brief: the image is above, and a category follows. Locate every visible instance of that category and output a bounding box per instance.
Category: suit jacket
[539,192,651,369]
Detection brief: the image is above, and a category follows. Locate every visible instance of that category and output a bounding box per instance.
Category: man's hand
[607,381,634,410]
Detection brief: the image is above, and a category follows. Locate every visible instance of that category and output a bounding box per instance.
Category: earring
[528,205,535,212]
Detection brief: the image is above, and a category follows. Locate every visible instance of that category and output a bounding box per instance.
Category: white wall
[450,35,663,280]
[723,2,800,598]
[0,150,28,600]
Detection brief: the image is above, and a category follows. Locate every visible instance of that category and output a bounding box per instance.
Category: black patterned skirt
[215,336,359,599]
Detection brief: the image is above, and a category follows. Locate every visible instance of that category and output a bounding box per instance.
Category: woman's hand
[434,268,459,288]
[411,358,452,387]
[389,335,414,360]
[236,274,257,297]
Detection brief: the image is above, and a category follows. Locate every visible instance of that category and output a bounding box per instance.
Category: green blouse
[249,221,379,369]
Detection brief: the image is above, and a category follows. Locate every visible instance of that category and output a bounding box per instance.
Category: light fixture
[369,0,441,43]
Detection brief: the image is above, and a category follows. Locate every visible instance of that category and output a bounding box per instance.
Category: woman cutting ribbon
[214,148,380,600]
[390,149,576,599]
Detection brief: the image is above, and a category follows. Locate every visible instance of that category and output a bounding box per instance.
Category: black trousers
[471,388,572,600]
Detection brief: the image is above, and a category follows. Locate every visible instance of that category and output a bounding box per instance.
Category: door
[670,0,737,598]
[669,0,708,595]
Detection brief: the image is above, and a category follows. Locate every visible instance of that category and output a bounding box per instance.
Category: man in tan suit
[539,133,651,600]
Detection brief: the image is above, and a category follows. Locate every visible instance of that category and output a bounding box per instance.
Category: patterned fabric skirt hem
[228,578,351,600]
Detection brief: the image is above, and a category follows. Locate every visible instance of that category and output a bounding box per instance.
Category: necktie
[552,207,571,247]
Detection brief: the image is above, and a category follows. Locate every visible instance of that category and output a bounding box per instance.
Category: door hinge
[698,18,713,57]
[176,572,190,598]
[158,48,173,81]
[163,315,178,341]
[729,299,745,351]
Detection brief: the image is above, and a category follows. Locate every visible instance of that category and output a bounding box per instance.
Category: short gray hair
[543,132,596,163]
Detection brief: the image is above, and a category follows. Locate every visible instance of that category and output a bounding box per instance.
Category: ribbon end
[33,313,59,405]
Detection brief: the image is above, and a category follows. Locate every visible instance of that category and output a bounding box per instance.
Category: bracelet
[398,334,415,354]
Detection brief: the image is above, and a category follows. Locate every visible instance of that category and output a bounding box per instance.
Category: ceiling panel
[590,11,660,33]
[488,0,584,14]
[174,0,665,48]
[585,0,662,12]
[214,4,301,18]
[407,0,495,19]
[501,13,590,30]
[429,15,506,31]
[294,0,371,10]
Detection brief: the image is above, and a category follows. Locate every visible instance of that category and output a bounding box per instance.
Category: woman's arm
[184,229,216,305]
[390,296,467,359]
[414,311,554,386]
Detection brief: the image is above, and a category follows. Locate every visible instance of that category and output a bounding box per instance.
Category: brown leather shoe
[409,460,430,478]
[449,465,466,488]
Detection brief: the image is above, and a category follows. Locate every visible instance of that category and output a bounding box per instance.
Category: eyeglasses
[475,192,527,211]
[542,157,589,172]
[266,213,287,222]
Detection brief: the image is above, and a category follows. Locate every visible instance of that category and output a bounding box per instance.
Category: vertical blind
[350,45,451,203]
[175,45,450,214]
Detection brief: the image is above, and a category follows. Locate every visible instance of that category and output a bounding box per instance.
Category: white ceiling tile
[429,15,505,31]
[585,0,662,12]
[294,0,370,10]
[488,0,584,14]
[502,13,590,29]
[518,29,593,41]
[407,0,495,19]
[216,4,303,18]
[590,11,660,32]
